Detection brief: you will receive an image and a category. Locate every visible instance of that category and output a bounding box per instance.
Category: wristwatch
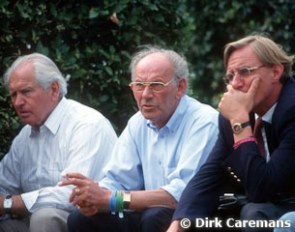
[232,121,251,134]
[123,191,131,209]
[3,195,12,214]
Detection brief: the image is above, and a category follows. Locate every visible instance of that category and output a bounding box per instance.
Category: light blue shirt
[261,103,277,162]
[0,98,117,212]
[100,95,219,201]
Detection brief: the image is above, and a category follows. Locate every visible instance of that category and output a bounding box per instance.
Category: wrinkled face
[226,45,283,114]
[8,62,60,128]
[131,53,186,128]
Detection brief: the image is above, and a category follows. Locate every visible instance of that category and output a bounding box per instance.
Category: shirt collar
[261,103,277,124]
[147,95,187,133]
[30,97,68,136]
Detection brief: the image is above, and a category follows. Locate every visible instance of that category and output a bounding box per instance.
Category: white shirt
[0,98,117,212]
[100,95,219,201]
[261,103,277,162]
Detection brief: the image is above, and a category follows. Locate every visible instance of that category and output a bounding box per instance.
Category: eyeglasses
[223,65,265,84]
[129,79,174,92]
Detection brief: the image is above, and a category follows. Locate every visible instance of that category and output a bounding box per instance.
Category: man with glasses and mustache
[167,34,295,232]
[59,46,219,232]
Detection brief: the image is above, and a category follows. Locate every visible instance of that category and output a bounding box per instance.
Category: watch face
[4,198,12,208]
[232,123,242,134]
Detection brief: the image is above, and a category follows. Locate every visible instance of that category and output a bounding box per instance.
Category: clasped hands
[59,172,110,216]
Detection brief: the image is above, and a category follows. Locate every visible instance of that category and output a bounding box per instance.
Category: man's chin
[19,118,35,126]
[141,112,155,121]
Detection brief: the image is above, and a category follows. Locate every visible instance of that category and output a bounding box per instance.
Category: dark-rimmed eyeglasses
[129,79,174,92]
[223,65,265,84]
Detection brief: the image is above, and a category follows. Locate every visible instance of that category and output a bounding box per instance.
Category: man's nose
[230,73,244,87]
[141,85,153,96]
[12,94,25,107]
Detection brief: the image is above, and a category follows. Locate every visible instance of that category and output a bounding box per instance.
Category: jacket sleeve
[226,109,295,202]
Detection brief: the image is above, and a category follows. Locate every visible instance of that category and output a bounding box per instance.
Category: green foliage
[0,0,194,156]
[1,0,295,158]
[186,0,295,107]
[0,80,20,159]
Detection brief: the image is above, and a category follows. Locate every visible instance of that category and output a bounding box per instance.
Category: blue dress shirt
[100,95,219,201]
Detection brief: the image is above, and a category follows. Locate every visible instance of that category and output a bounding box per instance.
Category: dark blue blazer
[173,77,295,220]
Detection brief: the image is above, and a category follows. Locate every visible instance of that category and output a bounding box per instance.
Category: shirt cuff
[161,180,185,202]
[21,190,39,212]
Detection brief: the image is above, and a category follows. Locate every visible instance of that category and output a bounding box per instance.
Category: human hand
[59,172,111,215]
[166,220,185,232]
[78,204,99,216]
[218,78,260,122]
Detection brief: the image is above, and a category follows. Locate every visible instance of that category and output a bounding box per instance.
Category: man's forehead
[9,63,38,88]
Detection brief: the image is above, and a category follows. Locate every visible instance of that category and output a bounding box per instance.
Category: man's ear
[271,63,284,83]
[176,78,187,100]
[50,81,60,101]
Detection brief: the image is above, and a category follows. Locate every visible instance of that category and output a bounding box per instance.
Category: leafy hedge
[1,0,295,158]
[187,0,295,106]
[0,0,194,157]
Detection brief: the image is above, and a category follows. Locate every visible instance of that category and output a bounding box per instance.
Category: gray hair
[129,46,189,81]
[4,53,67,97]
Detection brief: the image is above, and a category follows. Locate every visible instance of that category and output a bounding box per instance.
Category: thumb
[247,78,260,97]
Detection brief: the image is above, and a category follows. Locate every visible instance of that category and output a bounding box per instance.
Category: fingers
[59,178,83,187]
[74,187,81,196]
[58,175,88,187]
[226,84,233,92]
[71,187,93,206]
[71,189,97,215]
[69,187,81,203]
[79,206,98,216]
[69,190,76,203]
[63,172,87,180]
[58,173,101,211]
[80,200,91,207]
[247,78,260,97]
